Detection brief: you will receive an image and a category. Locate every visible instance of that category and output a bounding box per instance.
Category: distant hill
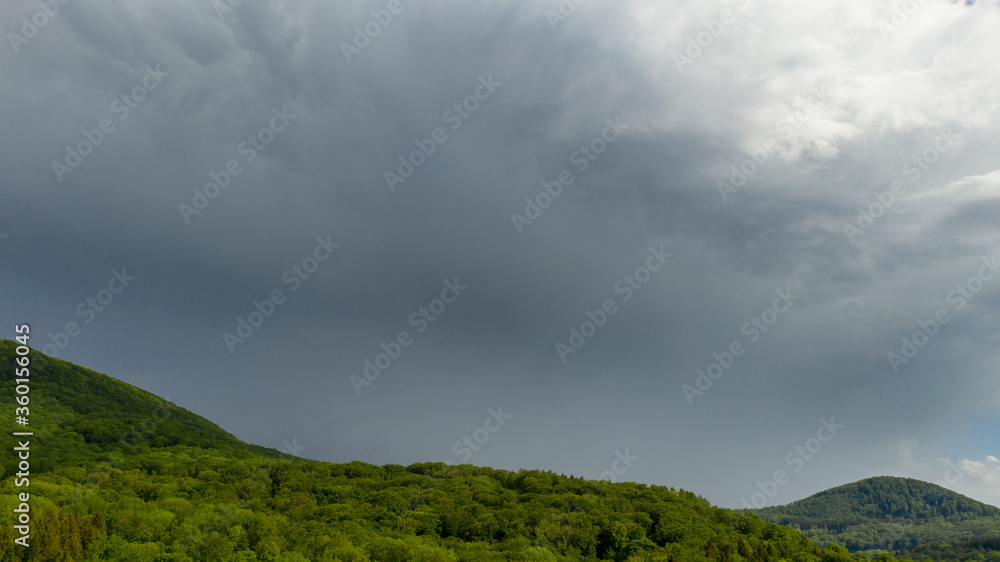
[752,476,1000,555]
[0,339,926,560]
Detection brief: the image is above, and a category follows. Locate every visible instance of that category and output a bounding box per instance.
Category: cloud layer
[2,0,998,508]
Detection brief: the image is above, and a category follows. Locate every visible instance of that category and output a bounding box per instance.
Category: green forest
[896,538,1000,562]
[0,340,991,561]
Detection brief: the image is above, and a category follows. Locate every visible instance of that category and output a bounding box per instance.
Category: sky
[2,0,999,510]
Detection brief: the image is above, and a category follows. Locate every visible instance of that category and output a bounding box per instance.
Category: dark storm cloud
[2,0,999,507]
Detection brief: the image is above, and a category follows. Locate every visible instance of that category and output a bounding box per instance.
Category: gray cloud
[2,0,999,508]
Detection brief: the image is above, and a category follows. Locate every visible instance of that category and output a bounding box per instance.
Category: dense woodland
[0,340,989,561]
[897,538,1000,562]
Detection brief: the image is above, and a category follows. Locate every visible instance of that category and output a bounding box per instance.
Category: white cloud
[939,455,1000,508]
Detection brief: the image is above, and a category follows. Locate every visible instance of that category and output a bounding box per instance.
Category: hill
[752,476,1000,555]
[1,339,909,561]
[0,338,290,478]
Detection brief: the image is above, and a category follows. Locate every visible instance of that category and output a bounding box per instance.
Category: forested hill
[753,476,1000,555]
[756,477,1000,523]
[0,338,290,477]
[0,339,914,560]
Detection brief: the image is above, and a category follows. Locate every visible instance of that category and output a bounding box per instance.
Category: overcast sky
[2,0,999,510]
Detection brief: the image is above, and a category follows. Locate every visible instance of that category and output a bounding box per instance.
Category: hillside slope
[1,340,909,561]
[753,476,1000,554]
[0,338,290,477]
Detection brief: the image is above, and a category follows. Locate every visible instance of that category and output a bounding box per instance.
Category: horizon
[9,336,1000,511]
[2,0,999,514]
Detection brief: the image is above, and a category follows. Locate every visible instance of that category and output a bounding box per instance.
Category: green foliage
[897,537,1000,562]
